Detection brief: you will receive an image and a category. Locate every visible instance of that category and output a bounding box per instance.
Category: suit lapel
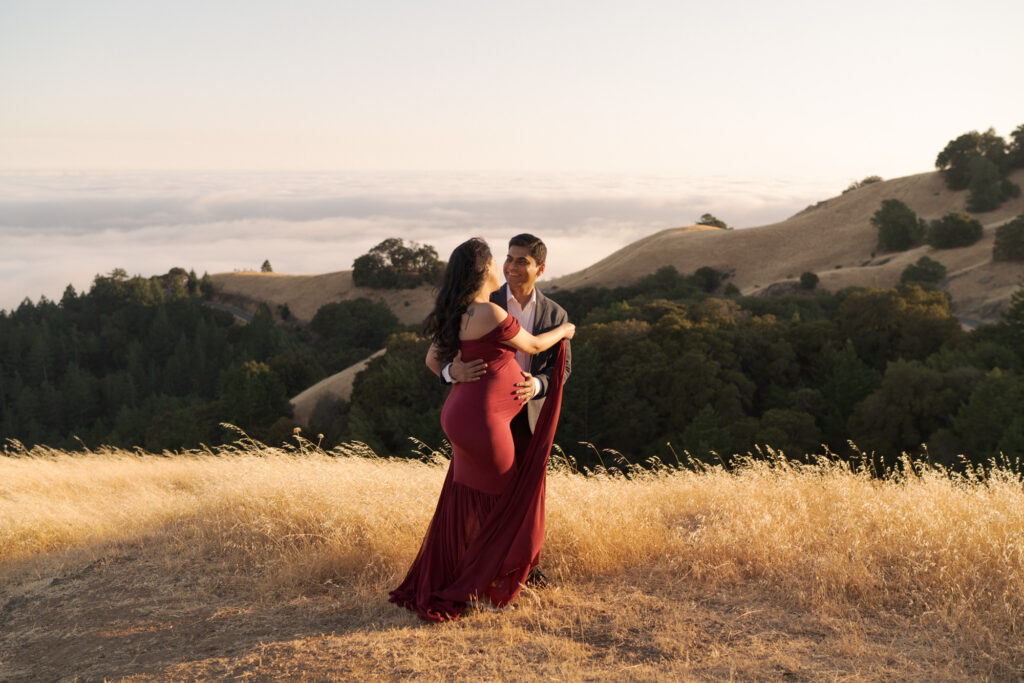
[533,289,551,331]
[492,283,510,311]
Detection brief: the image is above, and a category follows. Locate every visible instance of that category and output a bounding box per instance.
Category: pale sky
[2,0,1022,180]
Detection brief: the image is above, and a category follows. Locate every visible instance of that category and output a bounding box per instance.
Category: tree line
[0,268,402,451]
[4,262,1023,473]
[329,266,1024,471]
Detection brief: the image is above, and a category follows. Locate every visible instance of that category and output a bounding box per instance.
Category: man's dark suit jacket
[490,283,572,432]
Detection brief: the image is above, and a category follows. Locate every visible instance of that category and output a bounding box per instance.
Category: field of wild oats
[2,438,1023,681]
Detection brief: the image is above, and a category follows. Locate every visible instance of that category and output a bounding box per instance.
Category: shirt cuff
[442,363,455,383]
[532,376,542,397]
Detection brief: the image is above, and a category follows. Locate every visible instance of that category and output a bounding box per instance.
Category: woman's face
[486,257,502,291]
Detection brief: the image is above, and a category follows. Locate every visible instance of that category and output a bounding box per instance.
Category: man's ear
[536,262,546,278]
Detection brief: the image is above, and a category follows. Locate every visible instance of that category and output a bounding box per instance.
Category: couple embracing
[388,233,574,622]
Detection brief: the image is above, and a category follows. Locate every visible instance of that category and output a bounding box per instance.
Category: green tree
[219,360,292,435]
[267,349,327,396]
[799,272,819,290]
[311,298,400,349]
[1002,276,1024,353]
[926,212,983,249]
[993,215,1024,261]
[848,360,971,460]
[675,404,734,462]
[872,199,925,252]
[936,128,1008,190]
[900,256,946,286]
[697,213,728,229]
[199,272,214,299]
[311,298,402,372]
[966,156,1014,213]
[811,340,882,448]
[836,286,964,370]
[952,371,1024,461]
[346,332,446,455]
[261,260,273,273]
[352,238,444,289]
[997,417,1024,458]
[1008,123,1024,169]
[690,266,722,292]
[755,408,820,458]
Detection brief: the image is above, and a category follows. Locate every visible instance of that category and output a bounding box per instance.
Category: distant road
[203,300,252,323]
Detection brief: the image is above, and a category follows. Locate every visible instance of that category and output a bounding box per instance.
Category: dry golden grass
[2,439,1023,680]
[209,270,435,326]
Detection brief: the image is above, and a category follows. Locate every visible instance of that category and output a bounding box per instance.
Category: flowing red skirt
[389,341,567,621]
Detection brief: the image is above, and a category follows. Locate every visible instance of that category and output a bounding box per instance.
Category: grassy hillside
[547,169,1024,324]
[211,170,1024,330]
[3,441,1023,680]
[209,270,435,326]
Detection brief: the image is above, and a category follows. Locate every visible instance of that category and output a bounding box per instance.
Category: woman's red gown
[389,315,568,621]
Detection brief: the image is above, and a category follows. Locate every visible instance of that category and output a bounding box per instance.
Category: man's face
[504,245,545,290]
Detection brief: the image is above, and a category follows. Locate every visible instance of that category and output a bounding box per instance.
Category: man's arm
[531,339,571,398]
[444,350,487,384]
[528,303,572,399]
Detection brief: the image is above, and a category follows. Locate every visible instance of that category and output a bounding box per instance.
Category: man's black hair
[508,233,547,265]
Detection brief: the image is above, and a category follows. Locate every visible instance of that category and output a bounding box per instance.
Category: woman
[389,237,575,621]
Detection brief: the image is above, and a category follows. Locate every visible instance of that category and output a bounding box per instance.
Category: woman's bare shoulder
[480,301,507,320]
[461,302,507,337]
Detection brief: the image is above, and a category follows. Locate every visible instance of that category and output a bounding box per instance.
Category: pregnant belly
[441,365,525,493]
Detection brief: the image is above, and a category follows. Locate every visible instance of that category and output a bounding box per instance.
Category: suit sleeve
[533,304,571,399]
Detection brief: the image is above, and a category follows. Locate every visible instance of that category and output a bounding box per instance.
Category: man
[439,233,572,587]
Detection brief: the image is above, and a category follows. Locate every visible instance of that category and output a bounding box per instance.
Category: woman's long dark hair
[423,237,493,363]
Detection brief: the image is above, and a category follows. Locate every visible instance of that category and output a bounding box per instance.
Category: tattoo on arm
[463,306,475,330]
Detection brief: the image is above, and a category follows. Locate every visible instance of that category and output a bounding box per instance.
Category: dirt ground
[0,551,1001,682]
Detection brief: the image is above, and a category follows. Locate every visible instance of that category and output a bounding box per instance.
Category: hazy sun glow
[2,1,1022,178]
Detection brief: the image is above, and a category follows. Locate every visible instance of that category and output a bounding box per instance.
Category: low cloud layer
[0,171,837,311]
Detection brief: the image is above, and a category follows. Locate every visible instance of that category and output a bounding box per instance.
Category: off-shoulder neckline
[460,310,516,342]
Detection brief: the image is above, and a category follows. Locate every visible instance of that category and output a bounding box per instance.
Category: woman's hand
[560,323,576,340]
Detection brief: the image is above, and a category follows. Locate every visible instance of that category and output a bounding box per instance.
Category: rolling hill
[212,169,1024,330]
[209,270,436,327]
[209,169,1024,415]
[546,169,1024,324]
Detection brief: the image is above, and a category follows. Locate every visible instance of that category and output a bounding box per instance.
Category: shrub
[993,215,1024,261]
[842,175,883,194]
[926,212,984,249]
[690,266,722,292]
[900,256,947,286]
[799,272,819,290]
[872,199,925,252]
[723,282,740,297]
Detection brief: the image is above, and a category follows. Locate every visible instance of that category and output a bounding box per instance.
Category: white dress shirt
[506,286,537,374]
[443,287,543,396]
